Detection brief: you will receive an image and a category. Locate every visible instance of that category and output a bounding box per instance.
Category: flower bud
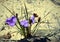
[38,17,41,22]
[16,13,18,17]
[33,13,38,17]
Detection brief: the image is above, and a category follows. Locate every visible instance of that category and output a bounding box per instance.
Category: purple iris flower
[30,15,35,24]
[20,20,29,28]
[5,16,17,26]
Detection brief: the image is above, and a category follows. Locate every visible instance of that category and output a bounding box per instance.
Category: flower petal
[30,15,35,20]
[5,16,16,26]
[20,21,25,26]
[20,20,29,27]
[24,22,29,27]
[32,19,35,24]
[30,15,35,24]
[9,22,15,26]
[12,17,17,23]
[20,20,28,25]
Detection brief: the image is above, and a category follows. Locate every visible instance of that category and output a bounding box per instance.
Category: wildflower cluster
[5,13,41,38]
[5,13,40,27]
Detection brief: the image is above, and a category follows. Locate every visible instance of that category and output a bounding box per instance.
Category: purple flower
[30,15,35,24]
[5,16,17,26]
[20,20,29,28]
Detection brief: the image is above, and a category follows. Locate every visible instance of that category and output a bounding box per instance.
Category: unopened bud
[33,13,38,17]
[16,13,18,17]
[38,17,41,22]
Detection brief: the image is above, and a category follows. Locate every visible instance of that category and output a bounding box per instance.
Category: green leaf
[41,10,52,21]
[24,3,28,20]
[16,14,26,37]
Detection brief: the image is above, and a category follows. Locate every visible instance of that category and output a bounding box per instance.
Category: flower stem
[26,24,32,38]
[16,13,26,38]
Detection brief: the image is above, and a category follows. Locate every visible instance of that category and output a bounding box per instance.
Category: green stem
[16,14,26,38]
[24,3,32,37]
[32,22,39,35]
[26,24,32,38]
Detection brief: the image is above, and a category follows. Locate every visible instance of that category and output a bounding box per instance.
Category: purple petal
[23,20,28,23]
[30,15,35,24]
[24,23,29,27]
[20,20,29,27]
[9,22,15,26]
[20,21,25,26]
[5,16,16,26]
[12,17,17,23]
[20,20,28,26]
[32,19,35,24]
[6,18,11,22]
[30,15,35,20]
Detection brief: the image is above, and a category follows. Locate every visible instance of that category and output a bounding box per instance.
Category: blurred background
[0,0,60,42]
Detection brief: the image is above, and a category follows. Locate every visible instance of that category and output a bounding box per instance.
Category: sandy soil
[0,0,60,41]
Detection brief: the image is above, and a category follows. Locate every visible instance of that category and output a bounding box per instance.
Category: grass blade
[1,4,15,16]
[24,3,28,20]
